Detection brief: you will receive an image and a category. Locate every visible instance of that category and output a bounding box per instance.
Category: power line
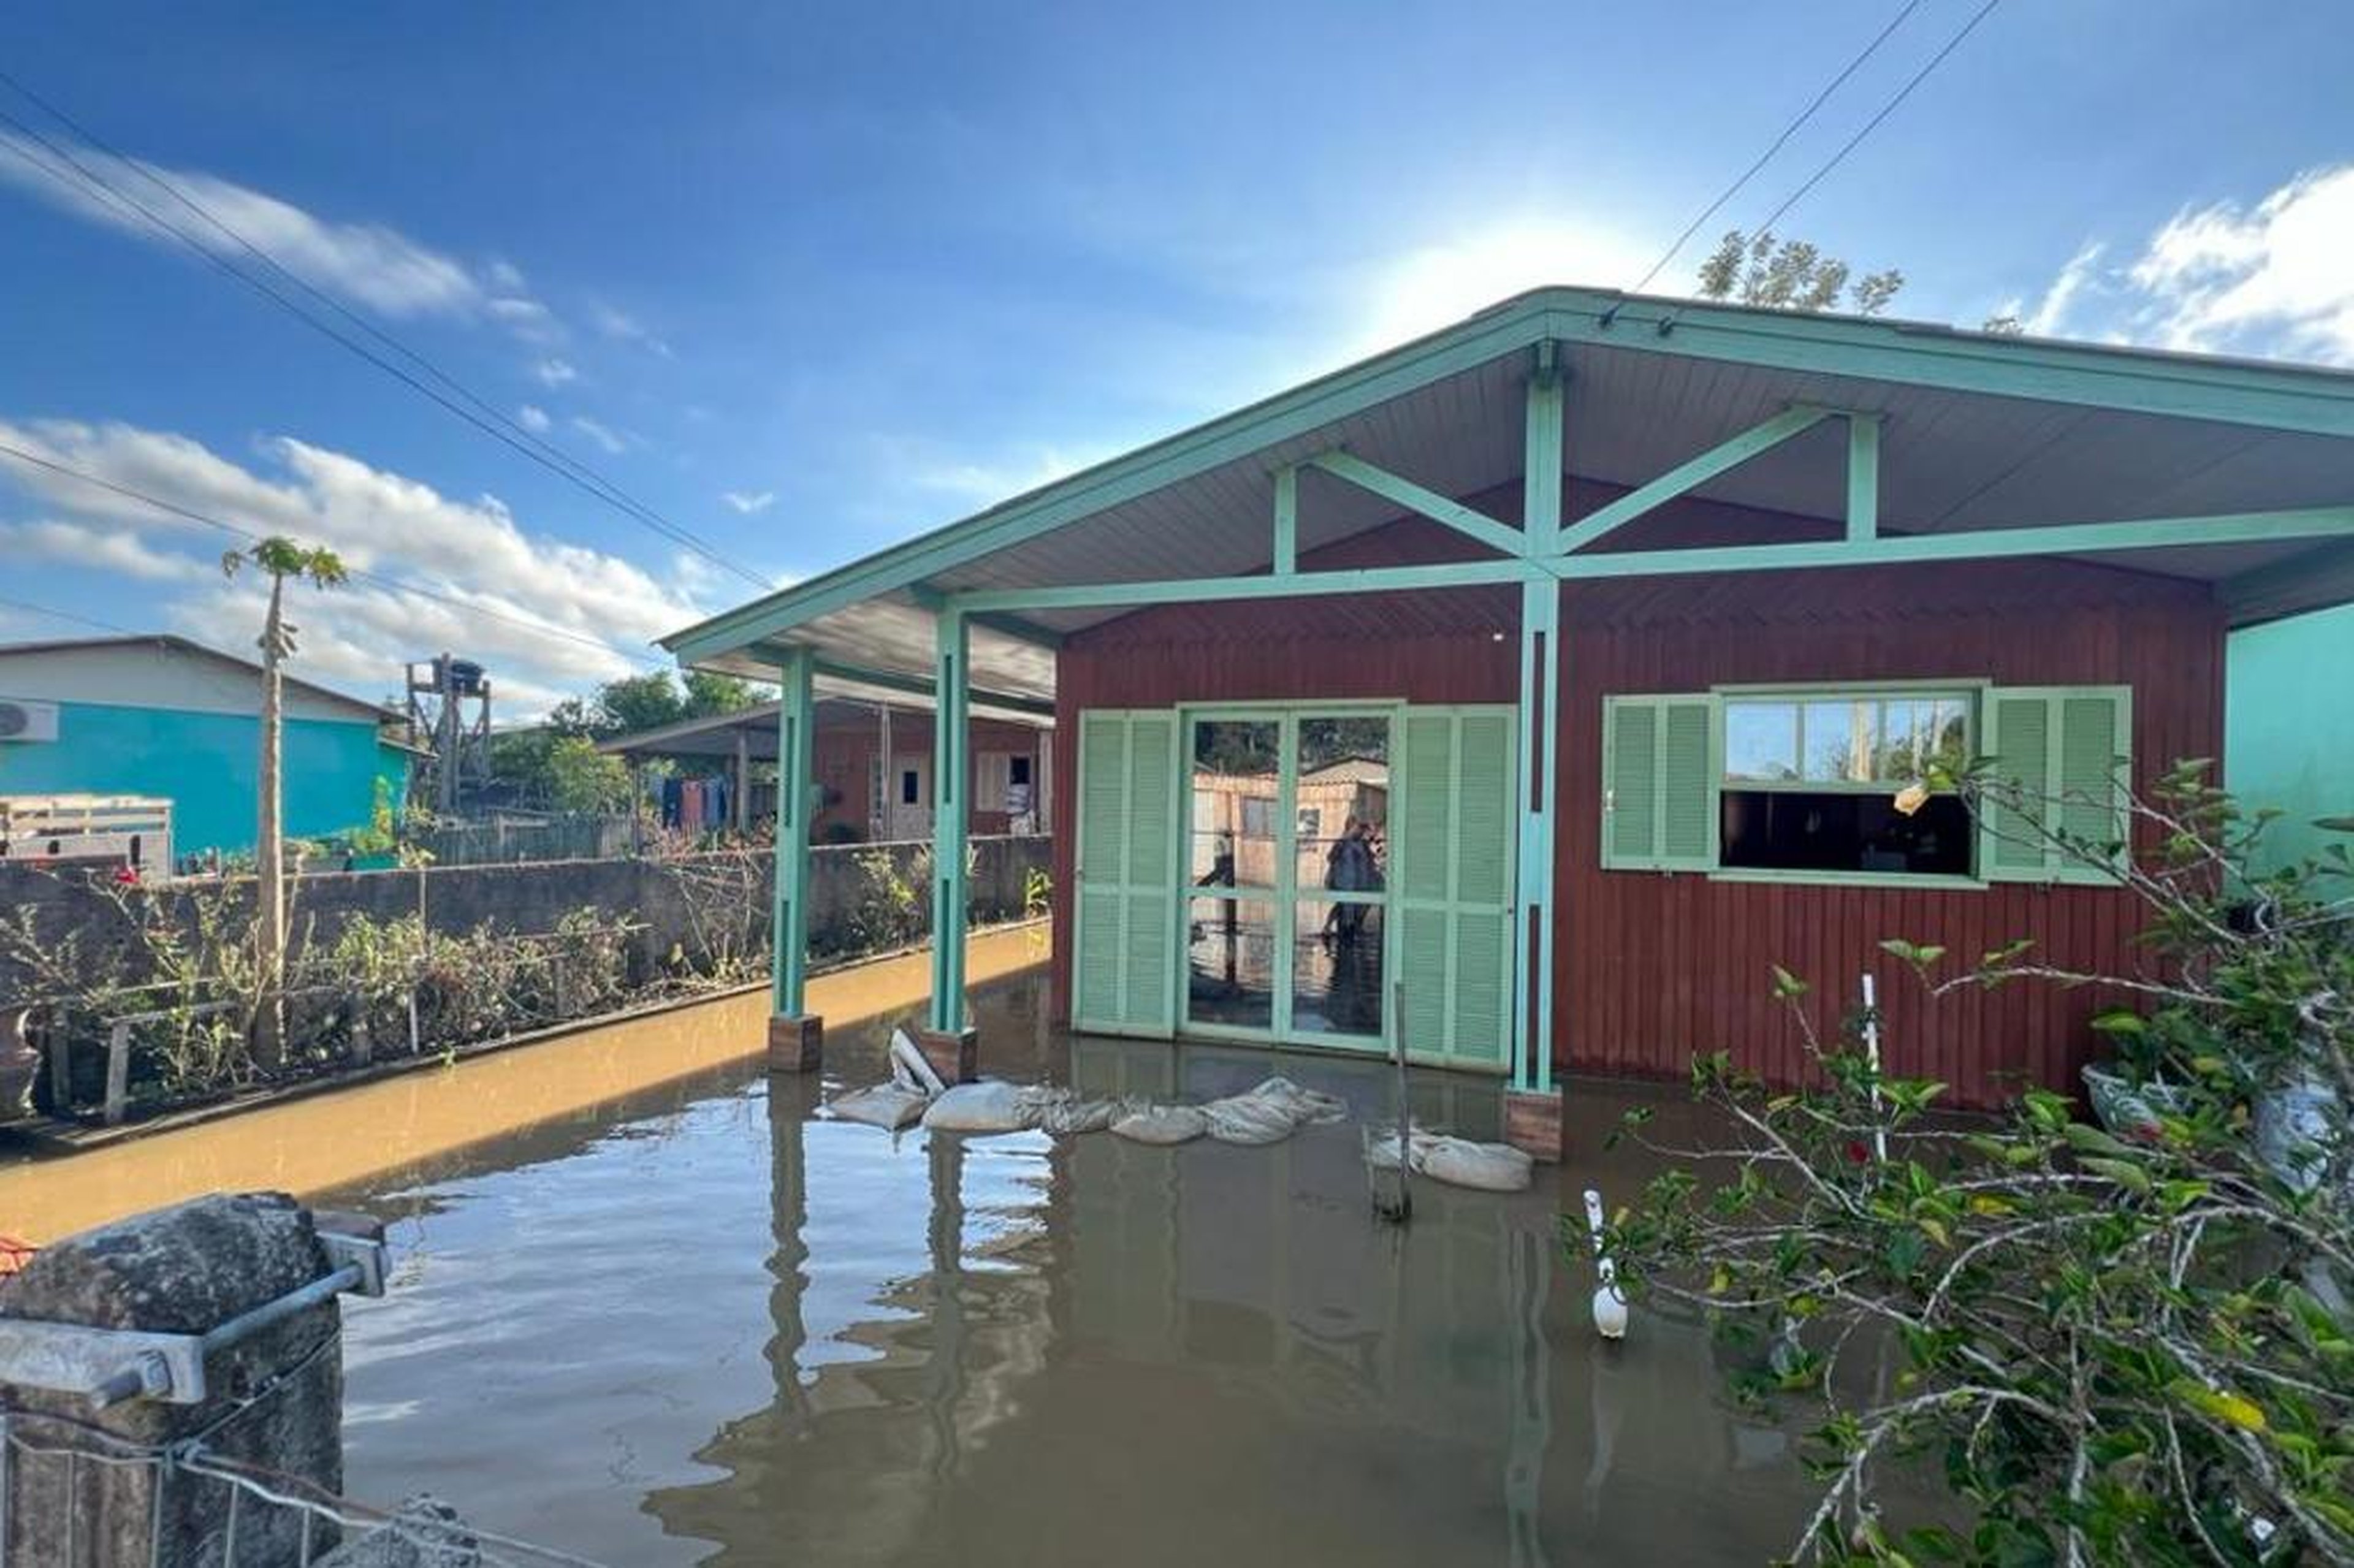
[1629,0,1931,295]
[0,72,772,592]
[0,440,671,671]
[1742,0,2003,243]
[0,593,139,637]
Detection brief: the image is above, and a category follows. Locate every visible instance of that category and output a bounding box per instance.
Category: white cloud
[516,403,551,434]
[588,300,672,357]
[533,358,579,388]
[0,131,557,337]
[0,416,710,717]
[719,489,775,515]
[2122,165,2354,363]
[569,415,633,455]
[0,518,211,581]
[2005,166,2354,367]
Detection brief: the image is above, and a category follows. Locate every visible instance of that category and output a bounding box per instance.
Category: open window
[1602,684,2131,885]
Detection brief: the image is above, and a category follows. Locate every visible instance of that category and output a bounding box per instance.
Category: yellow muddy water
[4,931,1877,1565]
[0,924,1051,1243]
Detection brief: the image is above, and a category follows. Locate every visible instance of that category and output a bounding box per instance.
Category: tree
[220,536,348,1066]
[546,735,634,815]
[1596,763,2353,1564]
[683,669,759,719]
[1697,230,1905,316]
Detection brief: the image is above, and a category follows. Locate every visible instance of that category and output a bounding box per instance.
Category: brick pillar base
[912,1026,979,1086]
[768,1014,823,1073]
[1503,1087,1564,1163]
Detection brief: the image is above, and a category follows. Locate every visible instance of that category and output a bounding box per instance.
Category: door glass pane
[1724,702,1799,781]
[1186,896,1274,1029]
[1294,715,1391,896]
[1295,901,1384,1037]
[1189,720,1279,891]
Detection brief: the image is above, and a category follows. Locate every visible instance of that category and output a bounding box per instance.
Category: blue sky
[3,1,2350,714]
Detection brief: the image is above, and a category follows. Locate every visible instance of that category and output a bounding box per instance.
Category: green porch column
[768,644,822,1071]
[920,608,979,1080]
[1506,346,1566,1160]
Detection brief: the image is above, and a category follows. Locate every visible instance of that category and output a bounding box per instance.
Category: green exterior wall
[2226,604,2354,873]
[0,701,408,859]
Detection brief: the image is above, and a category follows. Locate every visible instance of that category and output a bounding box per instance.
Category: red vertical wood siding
[1555,563,2224,1107]
[1045,506,2226,1108]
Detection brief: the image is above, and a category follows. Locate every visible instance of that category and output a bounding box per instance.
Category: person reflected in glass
[1322,816,1381,945]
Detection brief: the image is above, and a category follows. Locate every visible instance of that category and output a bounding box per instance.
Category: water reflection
[319,977,1833,1567]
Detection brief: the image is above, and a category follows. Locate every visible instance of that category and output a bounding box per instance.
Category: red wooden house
[665,287,2354,1155]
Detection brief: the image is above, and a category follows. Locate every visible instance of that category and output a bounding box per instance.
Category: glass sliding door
[1182,709,1392,1051]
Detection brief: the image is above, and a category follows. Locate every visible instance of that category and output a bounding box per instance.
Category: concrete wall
[2226,603,2354,873]
[0,835,1053,1003]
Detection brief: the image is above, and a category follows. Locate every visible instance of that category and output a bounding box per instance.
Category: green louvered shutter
[1981,687,2131,884]
[1449,710,1515,1068]
[1602,694,1717,872]
[1072,710,1178,1036]
[1392,706,1517,1069]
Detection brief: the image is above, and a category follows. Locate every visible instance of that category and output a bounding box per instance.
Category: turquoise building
[2227,604,2354,875]
[0,634,413,862]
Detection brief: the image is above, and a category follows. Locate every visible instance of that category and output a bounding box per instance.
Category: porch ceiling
[672,286,2354,695]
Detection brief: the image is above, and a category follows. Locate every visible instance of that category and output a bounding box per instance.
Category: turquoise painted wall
[2226,603,2354,874]
[0,702,405,859]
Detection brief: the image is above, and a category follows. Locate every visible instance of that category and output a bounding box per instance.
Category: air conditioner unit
[0,700,59,743]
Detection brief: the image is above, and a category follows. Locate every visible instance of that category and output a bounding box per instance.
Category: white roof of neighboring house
[0,634,403,728]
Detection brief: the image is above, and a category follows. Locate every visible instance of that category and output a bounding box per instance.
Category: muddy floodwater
[4,931,1852,1566]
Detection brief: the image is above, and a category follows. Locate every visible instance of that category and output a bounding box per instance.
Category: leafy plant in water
[1593,764,2354,1565]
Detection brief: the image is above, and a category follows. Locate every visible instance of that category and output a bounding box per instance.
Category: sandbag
[1201,1076,1347,1146]
[890,1028,948,1097]
[922,1080,1034,1133]
[1111,1105,1209,1145]
[1033,1095,1123,1136]
[831,1083,930,1131]
[1365,1125,1534,1193]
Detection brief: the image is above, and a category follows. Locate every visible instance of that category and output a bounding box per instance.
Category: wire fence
[1,1405,614,1568]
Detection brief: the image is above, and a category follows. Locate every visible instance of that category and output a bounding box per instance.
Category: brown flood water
[2,929,1849,1566]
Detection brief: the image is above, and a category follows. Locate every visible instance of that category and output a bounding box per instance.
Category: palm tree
[221,537,347,1066]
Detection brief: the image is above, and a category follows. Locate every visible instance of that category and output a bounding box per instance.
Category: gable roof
[665,284,2354,696]
[0,634,402,724]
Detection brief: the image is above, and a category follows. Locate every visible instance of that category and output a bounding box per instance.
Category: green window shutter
[1072,710,1178,1037]
[1121,712,1179,1024]
[1602,694,1716,872]
[1392,706,1517,1068]
[1980,687,2132,883]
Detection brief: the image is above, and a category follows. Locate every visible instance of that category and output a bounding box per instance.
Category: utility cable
[0,74,771,591]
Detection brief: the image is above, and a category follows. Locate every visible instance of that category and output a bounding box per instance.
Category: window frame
[1602,678,2130,891]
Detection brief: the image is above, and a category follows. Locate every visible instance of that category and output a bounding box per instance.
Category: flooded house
[660,286,2354,1158]
[595,687,1053,842]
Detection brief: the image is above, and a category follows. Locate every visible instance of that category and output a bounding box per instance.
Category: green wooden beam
[771,645,817,1018]
[904,586,1064,650]
[1513,576,1560,1094]
[1304,450,1524,557]
[1555,405,1832,552]
[1846,413,1881,543]
[1523,341,1564,554]
[1547,505,2354,580]
[1272,464,1298,574]
[928,610,972,1034]
[947,557,1538,614]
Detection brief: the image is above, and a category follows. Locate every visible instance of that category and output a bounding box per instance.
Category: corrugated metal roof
[0,633,402,723]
